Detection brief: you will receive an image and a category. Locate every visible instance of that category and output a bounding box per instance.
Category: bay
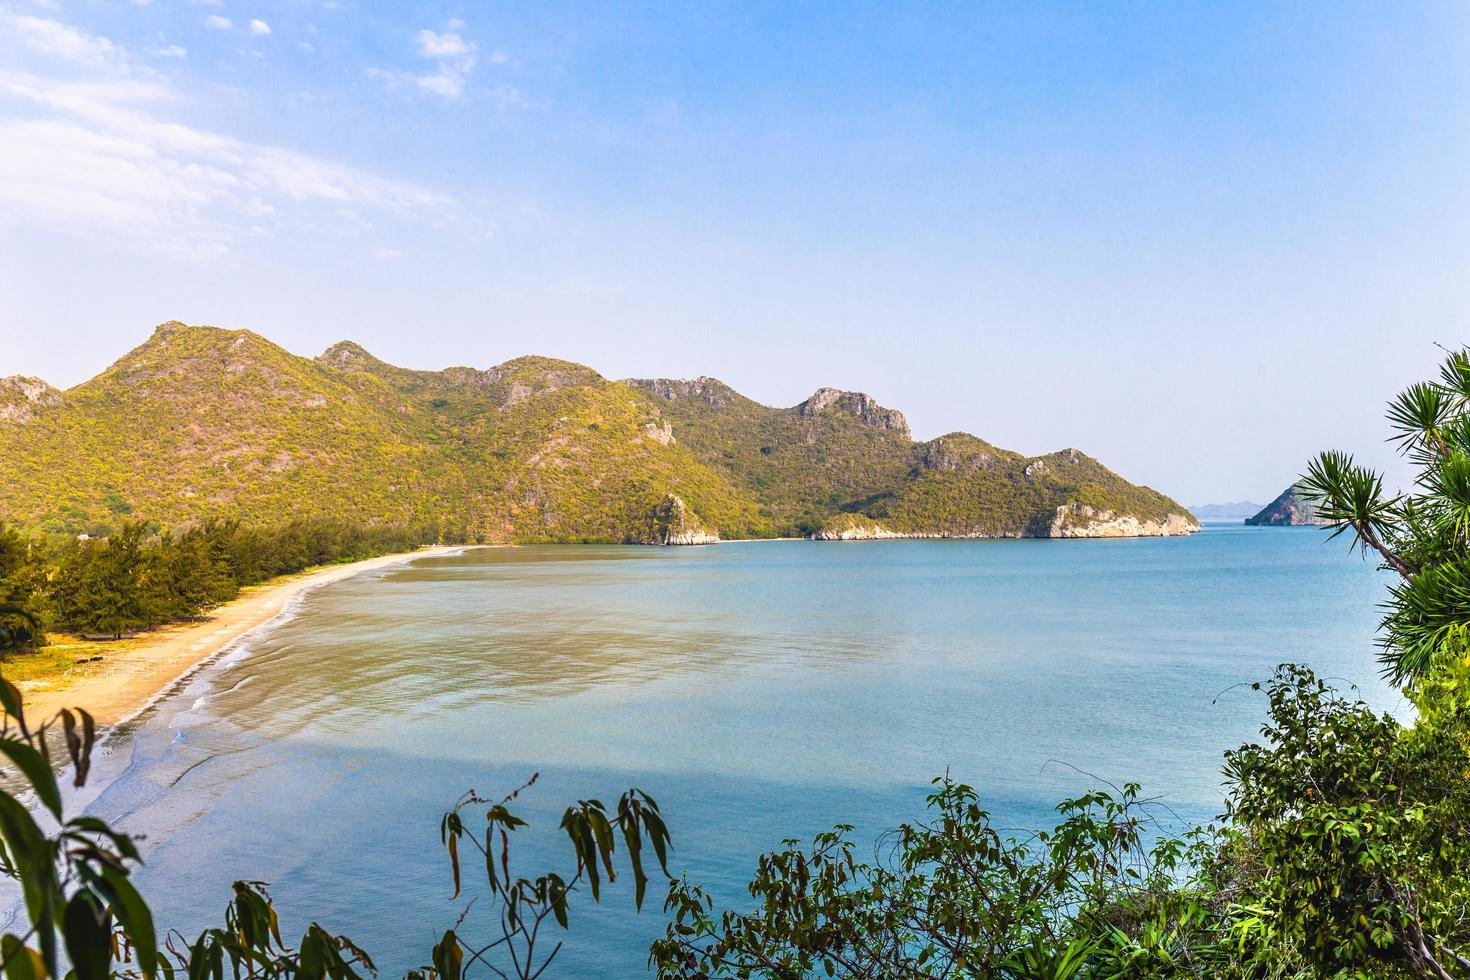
[64,526,1398,976]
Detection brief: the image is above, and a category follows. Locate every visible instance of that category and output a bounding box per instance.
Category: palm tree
[1299,348,1470,686]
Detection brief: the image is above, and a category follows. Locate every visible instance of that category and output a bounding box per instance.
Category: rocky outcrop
[796,388,909,436]
[1245,487,1327,526]
[0,376,62,424]
[918,434,1003,474]
[628,377,738,408]
[812,515,906,540]
[438,357,606,410]
[317,341,375,371]
[813,505,1197,540]
[649,493,720,545]
[1024,448,1088,482]
[641,419,675,445]
[1045,503,1199,538]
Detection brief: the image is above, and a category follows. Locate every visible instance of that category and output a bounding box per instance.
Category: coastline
[15,545,472,728]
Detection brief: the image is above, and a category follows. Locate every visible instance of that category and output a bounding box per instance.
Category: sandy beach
[16,545,470,727]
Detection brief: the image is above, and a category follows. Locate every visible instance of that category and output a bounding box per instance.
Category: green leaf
[0,936,47,980]
[61,893,111,980]
[96,867,157,979]
[0,738,62,821]
[431,930,462,980]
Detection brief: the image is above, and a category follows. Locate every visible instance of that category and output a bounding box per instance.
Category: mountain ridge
[0,322,1198,543]
[1190,500,1267,520]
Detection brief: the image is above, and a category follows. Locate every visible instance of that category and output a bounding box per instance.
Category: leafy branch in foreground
[0,675,157,980]
[0,655,670,980]
[0,671,374,980]
[652,776,1222,978]
[653,663,1470,979]
[413,777,672,980]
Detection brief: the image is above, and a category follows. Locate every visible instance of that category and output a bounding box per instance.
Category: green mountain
[628,377,1197,539]
[0,323,766,543]
[1245,486,1328,527]
[0,323,1197,543]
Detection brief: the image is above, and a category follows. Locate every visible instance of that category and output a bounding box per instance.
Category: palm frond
[1386,381,1450,464]
[1439,348,1470,405]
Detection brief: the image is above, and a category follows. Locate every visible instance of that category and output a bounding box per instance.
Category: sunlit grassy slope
[0,323,1193,542]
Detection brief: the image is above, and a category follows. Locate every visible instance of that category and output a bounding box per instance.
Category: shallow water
[51,526,1398,975]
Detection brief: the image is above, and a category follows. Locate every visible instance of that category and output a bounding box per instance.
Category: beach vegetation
[0,518,447,646]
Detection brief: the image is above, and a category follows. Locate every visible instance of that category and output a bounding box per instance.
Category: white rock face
[795,388,910,435]
[813,521,906,540]
[629,377,737,407]
[0,376,62,423]
[1046,504,1199,538]
[651,493,720,545]
[814,505,1198,540]
[641,419,675,446]
[662,527,721,545]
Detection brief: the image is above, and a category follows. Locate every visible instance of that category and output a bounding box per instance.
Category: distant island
[0,322,1198,544]
[1245,487,1328,526]
[1189,501,1266,520]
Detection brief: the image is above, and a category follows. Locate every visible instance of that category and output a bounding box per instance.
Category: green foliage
[0,324,1185,545]
[0,325,768,545]
[1218,667,1470,977]
[651,663,1470,979]
[0,664,672,980]
[0,517,445,645]
[652,776,1223,978]
[419,778,673,979]
[1298,346,1470,686]
[157,881,375,980]
[0,677,157,980]
[632,380,1193,537]
[0,526,45,654]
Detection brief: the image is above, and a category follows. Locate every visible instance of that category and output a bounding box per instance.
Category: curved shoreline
[17,545,474,727]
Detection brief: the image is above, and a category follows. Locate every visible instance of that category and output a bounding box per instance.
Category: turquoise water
[56,526,1396,975]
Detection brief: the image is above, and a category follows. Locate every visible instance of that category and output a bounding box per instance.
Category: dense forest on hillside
[0,323,1195,543]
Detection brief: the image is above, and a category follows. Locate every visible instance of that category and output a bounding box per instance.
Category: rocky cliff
[648,494,720,545]
[629,378,1197,540]
[812,504,1197,541]
[0,377,62,424]
[1245,487,1328,527]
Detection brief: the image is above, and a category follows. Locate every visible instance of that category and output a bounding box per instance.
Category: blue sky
[1,2,1466,504]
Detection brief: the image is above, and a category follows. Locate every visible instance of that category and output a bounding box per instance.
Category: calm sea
[54,525,1399,976]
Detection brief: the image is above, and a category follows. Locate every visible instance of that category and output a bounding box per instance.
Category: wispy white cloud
[155,44,188,59]
[374,245,403,260]
[414,29,470,59]
[5,12,127,68]
[0,16,453,261]
[370,22,485,100]
[204,14,232,30]
[249,19,271,36]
